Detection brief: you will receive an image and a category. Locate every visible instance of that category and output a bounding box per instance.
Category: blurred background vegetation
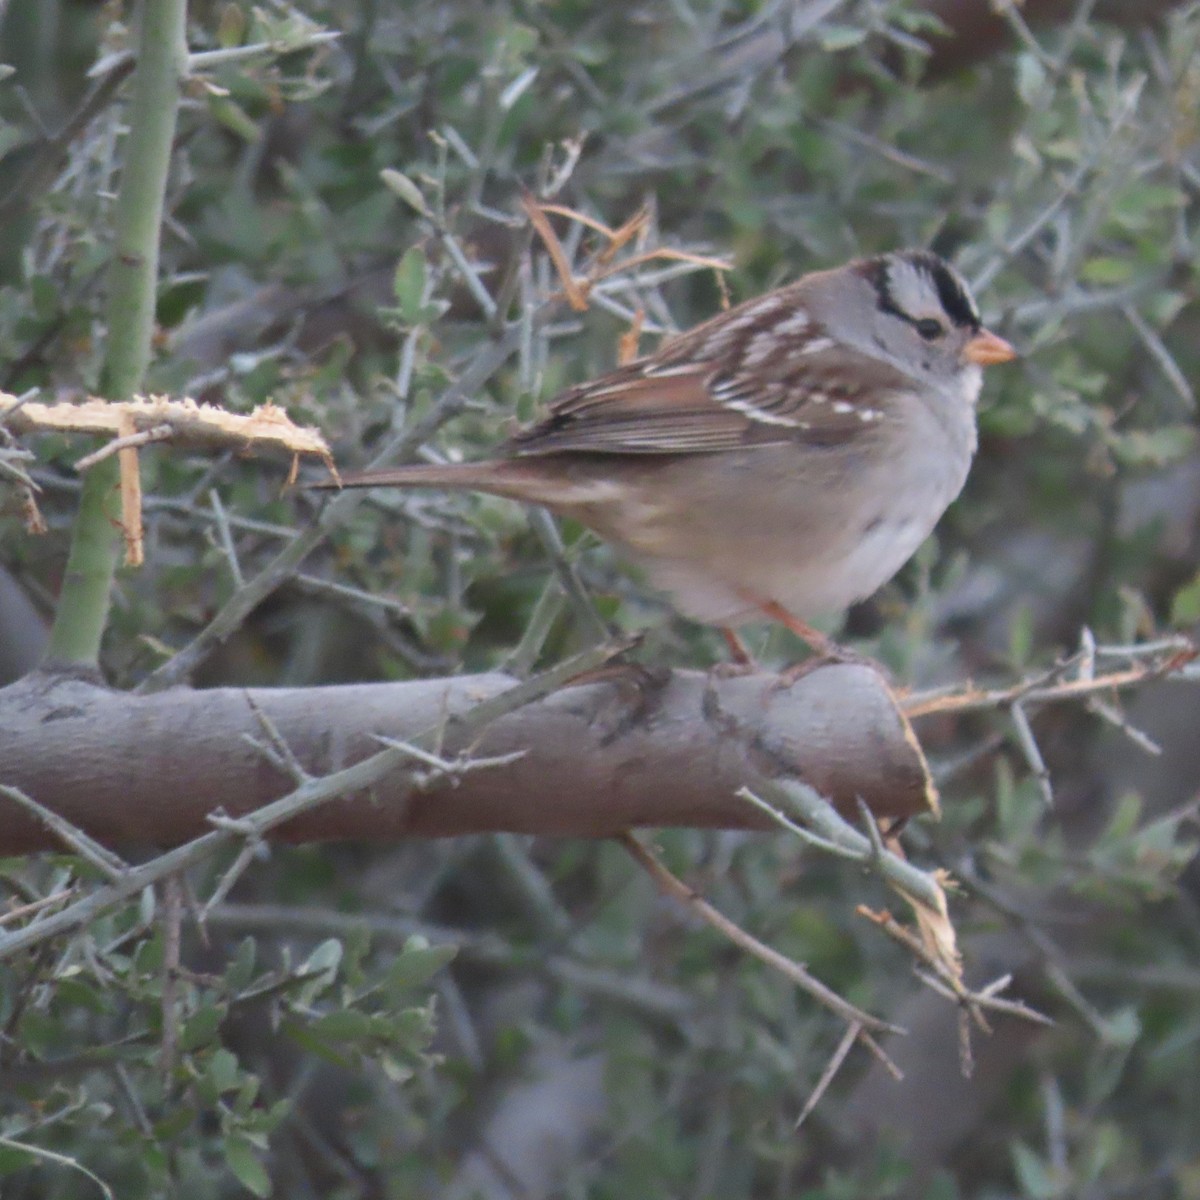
[2,0,1199,1196]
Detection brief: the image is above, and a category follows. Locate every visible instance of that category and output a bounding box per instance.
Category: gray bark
[0,662,933,854]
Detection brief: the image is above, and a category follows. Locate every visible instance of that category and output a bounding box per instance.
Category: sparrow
[315,250,1015,657]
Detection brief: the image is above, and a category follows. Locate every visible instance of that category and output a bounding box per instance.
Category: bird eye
[914,318,944,341]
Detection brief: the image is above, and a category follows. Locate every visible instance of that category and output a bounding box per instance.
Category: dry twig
[618,831,904,1078]
[902,641,1197,719]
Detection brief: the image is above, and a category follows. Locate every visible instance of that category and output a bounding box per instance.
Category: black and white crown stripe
[866,251,981,332]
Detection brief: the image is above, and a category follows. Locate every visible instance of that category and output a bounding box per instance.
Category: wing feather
[508,293,911,457]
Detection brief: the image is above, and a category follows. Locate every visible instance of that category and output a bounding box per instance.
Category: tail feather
[308,460,600,508]
[309,462,507,492]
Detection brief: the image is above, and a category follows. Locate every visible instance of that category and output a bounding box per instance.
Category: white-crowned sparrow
[318,250,1015,653]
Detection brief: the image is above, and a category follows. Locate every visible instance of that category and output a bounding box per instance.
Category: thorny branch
[900,635,1197,834]
[0,641,629,963]
[618,831,905,1069]
[740,777,1052,1074]
[902,636,1197,719]
[860,907,1053,1078]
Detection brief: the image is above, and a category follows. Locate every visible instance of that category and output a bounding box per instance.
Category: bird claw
[708,658,759,680]
[773,644,891,689]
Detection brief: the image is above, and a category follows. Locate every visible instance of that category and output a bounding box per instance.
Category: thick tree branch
[0,663,934,855]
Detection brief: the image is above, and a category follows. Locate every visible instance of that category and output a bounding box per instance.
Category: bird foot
[773,643,891,689]
[708,659,758,679]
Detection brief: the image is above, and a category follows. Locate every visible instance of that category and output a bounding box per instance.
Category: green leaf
[134,930,165,974]
[300,938,343,978]
[817,24,867,51]
[153,1105,194,1140]
[281,1018,355,1067]
[380,169,429,217]
[207,94,260,143]
[1112,183,1184,231]
[232,1073,264,1117]
[180,1003,224,1052]
[1171,572,1200,626]
[1011,1140,1061,1199]
[1015,54,1046,105]
[1080,256,1133,285]
[392,1005,437,1044]
[225,937,258,993]
[0,1144,36,1175]
[500,20,539,59]
[1008,603,1034,668]
[209,1047,241,1093]
[55,975,110,1014]
[216,4,245,47]
[385,938,458,991]
[0,1139,115,1198]
[393,248,428,325]
[500,66,538,111]
[1103,1005,1142,1047]
[296,938,343,1003]
[224,1132,271,1198]
[308,1008,375,1041]
[379,1054,415,1083]
[1103,792,1142,843]
[30,275,59,321]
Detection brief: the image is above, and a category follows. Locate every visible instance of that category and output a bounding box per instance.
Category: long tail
[308,460,574,507]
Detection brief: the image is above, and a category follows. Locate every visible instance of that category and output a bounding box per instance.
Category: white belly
[642,500,951,627]
[630,407,974,627]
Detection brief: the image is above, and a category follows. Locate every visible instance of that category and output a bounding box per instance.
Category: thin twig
[486,834,574,941]
[292,572,411,617]
[795,1022,862,1129]
[951,861,1125,1040]
[208,488,244,588]
[816,118,955,182]
[160,874,182,1083]
[369,736,526,788]
[199,838,265,921]
[205,901,696,1024]
[1010,702,1055,807]
[902,644,1197,719]
[187,32,341,72]
[738,784,945,912]
[0,57,135,226]
[0,785,129,882]
[0,889,78,929]
[521,192,590,311]
[243,692,311,784]
[971,78,1144,293]
[526,507,610,643]
[430,219,498,320]
[1086,697,1162,755]
[860,906,1053,1040]
[618,832,903,1038]
[504,578,567,677]
[1122,302,1195,410]
[73,423,173,472]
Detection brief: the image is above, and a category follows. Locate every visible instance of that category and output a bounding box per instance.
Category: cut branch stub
[0,393,331,462]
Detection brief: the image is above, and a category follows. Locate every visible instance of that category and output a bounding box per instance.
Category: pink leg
[747,596,885,685]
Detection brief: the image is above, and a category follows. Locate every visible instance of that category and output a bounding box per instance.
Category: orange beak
[962,328,1017,366]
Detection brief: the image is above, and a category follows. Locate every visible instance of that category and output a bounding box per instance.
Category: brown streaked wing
[508,364,760,455]
[706,340,914,447]
[506,329,913,458]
